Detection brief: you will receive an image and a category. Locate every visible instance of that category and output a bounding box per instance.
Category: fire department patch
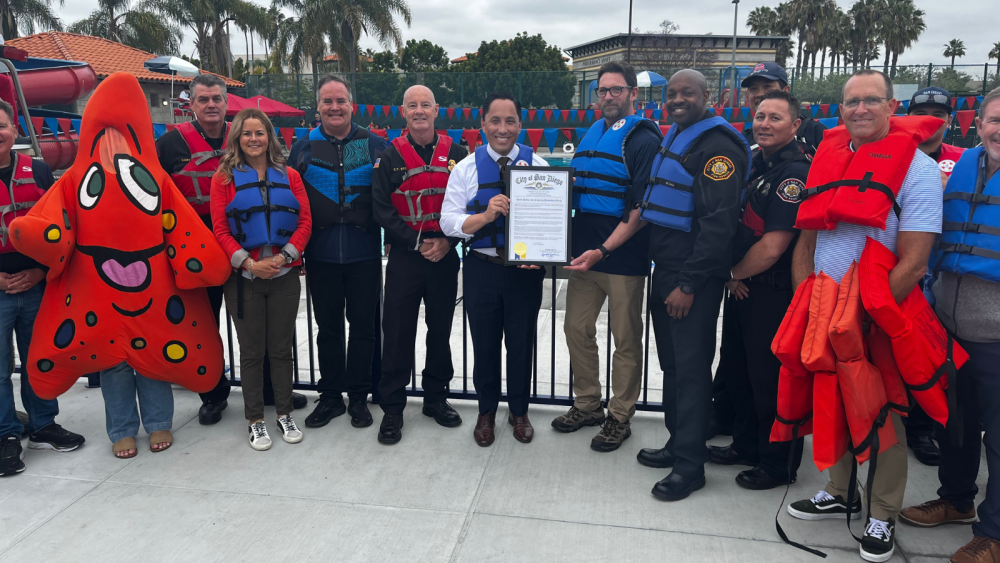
[938,159,956,174]
[704,156,735,181]
[373,158,380,169]
[448,159,457,171]
[777,178,804,202]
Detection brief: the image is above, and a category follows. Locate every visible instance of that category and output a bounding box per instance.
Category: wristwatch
[679,283,695,295]
[280,250,294,264]
[597,244,611,261]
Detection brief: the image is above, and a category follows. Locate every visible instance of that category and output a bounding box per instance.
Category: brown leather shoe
[474,412,496,447]
[950,536,1000,563]
[899,498,978,527]
[508,413,534,443]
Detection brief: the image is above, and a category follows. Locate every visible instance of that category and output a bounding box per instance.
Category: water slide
[1,55,97,169]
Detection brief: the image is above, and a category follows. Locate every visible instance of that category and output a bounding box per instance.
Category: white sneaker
[248,421,272,451]
[276,415,303,444]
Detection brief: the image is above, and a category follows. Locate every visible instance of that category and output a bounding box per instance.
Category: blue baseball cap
[741,62,789,87]
[908,87,952,113]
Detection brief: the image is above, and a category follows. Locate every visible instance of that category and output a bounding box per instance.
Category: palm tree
[158,0,268,76]
[988,41,1000,75]
[1,0,63,39]
[323,0,412,79]
[746,6,777,35]
[271,0,328,74]
[879,0,925,78]
[848,0,882,71]
[943,39,966,69]
[70,0,182,55]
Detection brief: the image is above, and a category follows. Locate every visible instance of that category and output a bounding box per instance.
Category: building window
[149,92,159,107]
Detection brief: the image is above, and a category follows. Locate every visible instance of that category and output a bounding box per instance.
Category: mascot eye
[115,156,160,215]
[79,164,105,209]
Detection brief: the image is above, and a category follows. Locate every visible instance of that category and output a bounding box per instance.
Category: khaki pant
[564,269,646,422]
[825,412,908,521]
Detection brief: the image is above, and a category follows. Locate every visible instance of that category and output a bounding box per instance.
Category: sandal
[149,430,173,453]
[112,437,137,459]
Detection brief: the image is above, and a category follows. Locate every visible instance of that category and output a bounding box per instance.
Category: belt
[745,270,792,288]
[470,250,506,265]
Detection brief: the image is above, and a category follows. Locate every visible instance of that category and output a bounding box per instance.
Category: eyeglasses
[843,97,889,109]
[912,93,950,106]
[594,86,633,98]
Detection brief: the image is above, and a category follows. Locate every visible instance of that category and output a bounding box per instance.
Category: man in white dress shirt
[440,91,548,447]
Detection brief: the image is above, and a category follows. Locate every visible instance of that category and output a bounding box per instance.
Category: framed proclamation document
[503,166,573,266]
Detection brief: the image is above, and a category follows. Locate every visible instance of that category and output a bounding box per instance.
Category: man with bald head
[371,85,469,444]
[637,68,751,501]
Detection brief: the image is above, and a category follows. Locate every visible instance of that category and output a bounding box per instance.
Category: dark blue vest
[572,115,649,219]
[302,127,374,227]
[466,144,533,250]
[640,117,750,231]
[226,166,301,250]
[933,147,1000,283]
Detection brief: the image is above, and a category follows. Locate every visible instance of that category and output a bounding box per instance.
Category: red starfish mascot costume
[10,72,231,400]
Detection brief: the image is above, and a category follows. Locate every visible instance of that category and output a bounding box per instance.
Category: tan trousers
[564,269,646,422]
[825,412,908,521]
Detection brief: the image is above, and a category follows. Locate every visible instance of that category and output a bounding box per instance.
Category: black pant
[649,271,725,479]
[200,284,232,404]
[378,247,460,415]
[711,373,736,430]
[307,258,382,402]
[936,338,1000,539]
[903,404,936,440]
[463,253,545,416]
[721,281,803,480]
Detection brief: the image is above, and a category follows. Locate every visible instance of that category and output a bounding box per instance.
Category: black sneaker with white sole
[1,434,25,476]
[787,490,863,520]
[27,423,85,452]
[860,517,895,562]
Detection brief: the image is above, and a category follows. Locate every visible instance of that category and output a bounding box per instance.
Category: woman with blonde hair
[211,108,312,450]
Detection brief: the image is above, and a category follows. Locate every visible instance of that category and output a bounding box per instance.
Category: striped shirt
[814,149,942,282]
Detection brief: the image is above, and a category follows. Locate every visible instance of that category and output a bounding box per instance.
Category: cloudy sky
[59,0,996,70]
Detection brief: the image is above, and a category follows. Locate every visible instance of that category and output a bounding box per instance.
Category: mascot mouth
[77,243,164,293]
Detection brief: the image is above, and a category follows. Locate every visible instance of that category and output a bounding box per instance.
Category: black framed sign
[503,166,573,266]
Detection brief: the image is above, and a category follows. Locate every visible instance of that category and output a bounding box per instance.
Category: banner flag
[820,104,830,117]
[577,110,585,122]
[386,129,402,141]
[446,129,464,145]
[440,108,447,119]
[521,109,528,121]
[543,128,559,152]
[463,129,481,147]
[586,109,594,121]
[659,125,671,136]
[965,96,977,110]
[653,109,662,120]
[576,127,589,141]
[359,104,368,116]
[561,110,570,122]
[295,127,308,140]
[560,128,575,143]
[543,109,553,122]
[390,106,398,117]
[731,122,745,132]
[724,108,732,120]
[740,107,750,120]
[152,123,166,139]
[528,109,537,122]
[956,110,975,137]
[280,127,294,149]
[462,108,471,119]
[811,105,819,117]
[525,129,544,151]
[56,118,73,138]
[819,117,839,128]
[517,130,526,144]
[471,109,479,120]
[446,108,455,119]
[829,104,839,116]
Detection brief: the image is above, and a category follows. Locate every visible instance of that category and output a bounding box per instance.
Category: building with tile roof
[7,31,243,122]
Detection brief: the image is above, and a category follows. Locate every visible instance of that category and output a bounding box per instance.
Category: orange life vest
[172,121,229,218]
[389,134,452,236]
[858,236,968,427]
[770,273,816,443]
[0,152,43,253]
[795,116,942,231]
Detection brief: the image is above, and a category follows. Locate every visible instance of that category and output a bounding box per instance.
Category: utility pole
[626,0,633,63]
[731,0,739,111]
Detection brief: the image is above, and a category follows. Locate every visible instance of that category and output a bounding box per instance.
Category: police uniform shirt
[0,154,54,274]
[648,112,750,292]
[155,121,225,175]
[372,134,468,250]
[744,116,825,159]
[439,143,549,257]
[573,121,661,277]
[733,140,808,273]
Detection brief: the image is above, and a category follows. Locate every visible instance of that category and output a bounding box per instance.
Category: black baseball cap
[908,87,952,113]
[741,62,788,88]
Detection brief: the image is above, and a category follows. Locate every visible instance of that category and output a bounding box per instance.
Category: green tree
[848,0,883,70]
[233,57,246,79]
[746,6,777,35]
[943,38,966,69]
[879,0,924,78]
[932,67,972,93]
[323,0,412,79]
[988,41,1000,75]
[451,32,574,108]
[1,0,63,39]
[399,39,448,72]
[271,0,327,74]
[70,0,182,55]
[370,50,396,72]
[158,0,268,76]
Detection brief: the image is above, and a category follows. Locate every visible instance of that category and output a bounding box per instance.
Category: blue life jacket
[302,126,374,227]
[572,115,652,219]
[933,147,1000,283]
[466,144,534,250]
[639,116,751,232]
[226,166,301,250]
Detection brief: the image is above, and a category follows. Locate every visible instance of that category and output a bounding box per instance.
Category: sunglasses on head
[912,93,950,106]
